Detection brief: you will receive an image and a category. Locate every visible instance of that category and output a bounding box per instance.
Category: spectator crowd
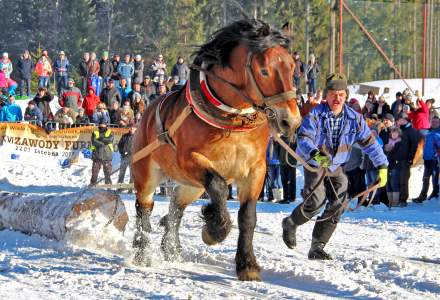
[0,49,190,129]
[0,48,438,207]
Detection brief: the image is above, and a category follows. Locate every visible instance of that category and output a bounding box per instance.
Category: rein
[272,132,380,220]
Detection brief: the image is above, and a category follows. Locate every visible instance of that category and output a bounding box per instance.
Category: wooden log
[0,189,128,241]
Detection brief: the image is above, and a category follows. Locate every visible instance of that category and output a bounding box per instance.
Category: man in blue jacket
[282,73,389,260]
[413,116,440,203]
[53,51,70,96]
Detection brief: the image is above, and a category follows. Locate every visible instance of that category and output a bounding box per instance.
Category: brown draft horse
[131,19,301,281]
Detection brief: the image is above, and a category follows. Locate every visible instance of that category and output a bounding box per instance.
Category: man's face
[144,78,150,85]
[114,55,120,62]
[431,118,440,129]
[68,81,74,87]
[59,54,65,59]
[427,101,432,109]
[38,90,45,96]
[326,89,347,114]
[29,104,34,109]
[178,58,183,64]
[109,82,114,88]
[158,55,163,61]
[125,55,130,63]
[134,84,140,91]
[383,119,393,128]
[112,102,119,109]
[397,118,407,126]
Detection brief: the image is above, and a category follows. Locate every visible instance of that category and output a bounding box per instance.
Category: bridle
[190,51,297,121]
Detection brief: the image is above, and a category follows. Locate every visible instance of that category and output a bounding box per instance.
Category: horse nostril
[281,119,291,130]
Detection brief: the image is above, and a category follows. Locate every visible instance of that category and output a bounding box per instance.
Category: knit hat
[103,51,109,57]
[384,113,395,122]
[68,78,75,83]
[325,73,348,91]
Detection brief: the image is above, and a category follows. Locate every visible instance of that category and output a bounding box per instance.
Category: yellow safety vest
[90,129,114,152]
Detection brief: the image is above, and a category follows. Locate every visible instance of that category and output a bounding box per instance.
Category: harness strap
[132,105,193,164]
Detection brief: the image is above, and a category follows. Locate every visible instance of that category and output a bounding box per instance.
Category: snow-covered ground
[0,158,439,299]
[1,78,440,299]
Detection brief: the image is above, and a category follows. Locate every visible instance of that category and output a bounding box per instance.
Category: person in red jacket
[408,90,430,135]
[82,86,101,119]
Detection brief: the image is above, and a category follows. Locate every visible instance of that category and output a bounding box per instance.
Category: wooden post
[422,0,427,96]
[330,0,336,73]
[339,0,343,73]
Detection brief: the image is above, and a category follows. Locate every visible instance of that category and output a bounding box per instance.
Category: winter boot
[413,194,427,203]
[428,192,439,200]
[282,217,298,249]
[308,238,332,260]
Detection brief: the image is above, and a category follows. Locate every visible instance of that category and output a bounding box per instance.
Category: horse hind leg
[201,170,232,246]
[160,185,204,261]
[132,160,164,266]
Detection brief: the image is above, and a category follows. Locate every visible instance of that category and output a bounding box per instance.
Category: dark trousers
[18,78,31,96]
[56,75,68,96]
[90,159,112,185]
[398,162,411,203]
[346,167,366,200]
[293,76,301,89]
[291,167,347,244]
[81,76,88,95]
[308,78,317,94]
[118,156,133,183]
[280,164,296,201]
[420,159,439,198]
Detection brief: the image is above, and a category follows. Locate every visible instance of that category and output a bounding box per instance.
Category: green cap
[103,51,109,56]
[325,73,347,91]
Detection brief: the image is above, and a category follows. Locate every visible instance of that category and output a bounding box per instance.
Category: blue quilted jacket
[297,103,388,172]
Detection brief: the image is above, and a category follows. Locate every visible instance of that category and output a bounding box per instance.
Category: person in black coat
[90,121,114,185]
[99,51,113,87]
[109,100,122,125]
[379,113,395,147]
[16,50,34,97]
[100,79,122,107]
[373,96,391,119]
[396,113,420,206]
[277,135,297,204]
[33,87,53,123]
[117,123,136,186]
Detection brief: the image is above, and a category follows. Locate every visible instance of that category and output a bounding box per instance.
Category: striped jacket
[297,103,388,172]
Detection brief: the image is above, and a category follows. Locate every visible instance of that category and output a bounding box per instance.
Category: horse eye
[261,69,269,76]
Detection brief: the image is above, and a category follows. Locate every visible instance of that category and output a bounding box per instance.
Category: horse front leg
[235,161,266,281]
[160,185,205,261]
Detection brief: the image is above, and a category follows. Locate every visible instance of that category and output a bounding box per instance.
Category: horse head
[193,18,301,137]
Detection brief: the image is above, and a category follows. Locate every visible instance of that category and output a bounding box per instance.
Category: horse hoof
[237,269,261,281]
[201,226,218,246]
[133,250,152,267]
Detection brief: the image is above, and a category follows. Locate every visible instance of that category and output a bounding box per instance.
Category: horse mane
[193,18,290,67]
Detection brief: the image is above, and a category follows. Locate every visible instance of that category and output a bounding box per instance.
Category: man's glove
[311,149,331,168]
[378,167,388,188]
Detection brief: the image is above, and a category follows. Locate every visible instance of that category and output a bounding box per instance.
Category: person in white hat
[0,52,12,79]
